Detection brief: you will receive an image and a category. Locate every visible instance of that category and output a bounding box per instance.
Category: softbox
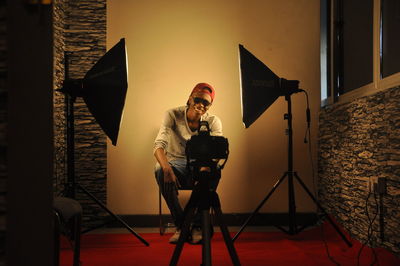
[62,38,128,145]
[60,38,149,246]
[239,44,299,128]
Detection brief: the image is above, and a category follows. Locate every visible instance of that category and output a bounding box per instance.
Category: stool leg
[159,187,165,235]
[54,211,61,266]
[73,214,81,266]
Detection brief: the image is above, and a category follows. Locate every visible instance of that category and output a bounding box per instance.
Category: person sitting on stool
[154,83,223,244]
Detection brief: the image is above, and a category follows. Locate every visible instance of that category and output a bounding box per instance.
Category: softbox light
[239,44,299,128]
[62,38,128,145]
[234,45,352,247]
[59,38,149,246]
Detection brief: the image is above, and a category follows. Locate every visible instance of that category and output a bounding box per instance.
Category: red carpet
[60,223,399,265]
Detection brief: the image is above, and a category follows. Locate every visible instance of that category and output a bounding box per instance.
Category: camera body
[185,121,229,163]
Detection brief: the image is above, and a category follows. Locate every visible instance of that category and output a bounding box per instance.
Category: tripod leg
[212,194,241,266]
[293,172,352,247]
[77,184,149,246]
[170,206,197,266]
[233,172,288,242]
[170,183,204,266]
[201,209,212,266]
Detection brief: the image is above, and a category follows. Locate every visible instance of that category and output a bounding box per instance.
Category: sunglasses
[193,97,211,107]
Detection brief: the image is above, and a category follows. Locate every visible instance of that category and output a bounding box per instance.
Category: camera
[185,121,229,163]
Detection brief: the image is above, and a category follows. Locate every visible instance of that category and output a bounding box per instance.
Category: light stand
[61,41,149,246]
[233,89,352,247]
[235,44,352,247]
[65,95,148,246]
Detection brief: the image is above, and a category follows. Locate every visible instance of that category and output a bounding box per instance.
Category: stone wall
[53,0,67,197]
[319,86,400,255]
[53,0,107,227]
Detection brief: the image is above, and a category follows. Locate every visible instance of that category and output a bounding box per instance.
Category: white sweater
[153,106,223,161]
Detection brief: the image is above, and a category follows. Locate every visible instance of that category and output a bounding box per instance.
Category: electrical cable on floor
[320,225,340,266]
[368,189,379,265]
[367,189,381,235]
[302,90,339,265]
[357,189,379,266]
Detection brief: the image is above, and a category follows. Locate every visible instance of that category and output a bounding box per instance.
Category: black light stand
[62,52,149,246]
[232,88,352,248]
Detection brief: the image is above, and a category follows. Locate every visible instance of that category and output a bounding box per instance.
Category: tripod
[170,166,241,266]
[62,53,149,246]
[232,93,352,248]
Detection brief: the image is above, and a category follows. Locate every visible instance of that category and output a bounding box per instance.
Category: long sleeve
[153,110,173,154]
[153,106,223,161]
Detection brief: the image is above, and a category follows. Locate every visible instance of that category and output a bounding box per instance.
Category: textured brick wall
[53,0,107,227]
[319,86,400,255]
[54,0,67,197]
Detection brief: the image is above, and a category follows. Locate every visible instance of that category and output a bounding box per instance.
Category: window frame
[321,0,400,107]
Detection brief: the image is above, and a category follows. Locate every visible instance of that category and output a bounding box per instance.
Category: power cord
[320,224,341,265]
[301,90,316,198]
[301,90,339,265]
[357,189,379,266]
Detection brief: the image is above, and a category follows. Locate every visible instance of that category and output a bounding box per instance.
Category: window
[320,0,330,101]
[338,0,374,94]
[321,0,400,105]
[381,0,400,78]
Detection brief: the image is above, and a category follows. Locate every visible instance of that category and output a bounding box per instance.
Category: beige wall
[106,0,320,215]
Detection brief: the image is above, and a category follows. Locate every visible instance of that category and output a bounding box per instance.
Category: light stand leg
[293,172,352,247]
[233,172,287,242]
[77,184,149,246]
